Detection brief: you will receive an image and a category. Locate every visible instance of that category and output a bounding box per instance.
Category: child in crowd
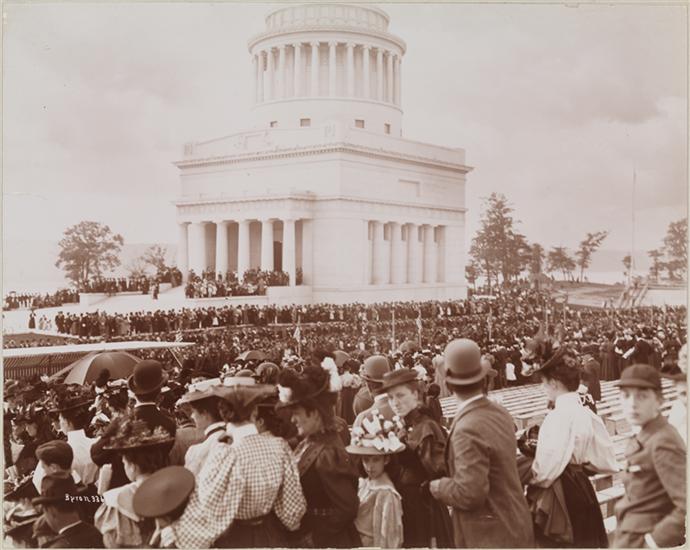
[347,412,404,548]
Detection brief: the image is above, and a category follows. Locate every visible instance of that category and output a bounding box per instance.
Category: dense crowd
[184,268,294,299]
[79,268,183,295]
[3,319,686,548]
[3,290,80,311]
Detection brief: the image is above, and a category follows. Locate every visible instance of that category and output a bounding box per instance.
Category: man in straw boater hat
[32,475,104,548]
[91,360,177,491]
[429,338,534,548]
[158,382,307,549]
[346,411,405,548]
[613,363,686,548]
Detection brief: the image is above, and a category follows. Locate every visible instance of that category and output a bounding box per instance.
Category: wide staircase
[440,378,679,539]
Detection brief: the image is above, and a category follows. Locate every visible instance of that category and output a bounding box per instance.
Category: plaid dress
[162,433,306,548]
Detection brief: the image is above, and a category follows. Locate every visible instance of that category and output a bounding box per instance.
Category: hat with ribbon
[346,411,405,456]
[103,417,174,451]
[379,368,418,392]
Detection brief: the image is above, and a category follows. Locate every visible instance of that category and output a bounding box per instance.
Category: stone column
[277,45,286,99]
[407,223,421,283]
[215,221,229,277]
[251,55,257,104]
[346,42,355,97]
[237,220,251,280]
[261,219,274,271]
[283,219,296,286]
[395,55,402,105]
[301,219,313,285]
[436,226,446,283]
[386,51,394,103]
[371,221,387,285]
[266,48,275,100]
[293,43,302,97]
[389,222,405,284]
[376,48,384,101]
[257,52,264,103]
[362,45,371,99]
[177,222,189,281]
[328,41,337,97]
[423,224,437,283]
[189,222,206,275]
[310,41,320,96]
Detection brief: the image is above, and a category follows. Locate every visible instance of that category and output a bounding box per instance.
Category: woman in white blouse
[528,345,619,547]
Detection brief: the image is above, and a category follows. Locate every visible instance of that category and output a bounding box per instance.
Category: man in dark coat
[90,360,176,489]
[430,339,534,548]
[352,355,394,428]
[32,476,104,548]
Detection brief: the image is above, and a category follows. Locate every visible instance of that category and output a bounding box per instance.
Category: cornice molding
[174,142,472,174]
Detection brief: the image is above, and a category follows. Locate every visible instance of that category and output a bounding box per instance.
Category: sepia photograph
[2,1,687,548]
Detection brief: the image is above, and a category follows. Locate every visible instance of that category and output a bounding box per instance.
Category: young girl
[347,411,404,549]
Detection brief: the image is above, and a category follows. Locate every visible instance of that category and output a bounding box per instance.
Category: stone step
[597,484,625,518]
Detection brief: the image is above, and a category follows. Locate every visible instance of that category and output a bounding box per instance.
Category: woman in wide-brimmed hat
[346,412,404,548]
[93,416,174,548]
[156,382,306,549]
[380,368,453,548]
[276,360,362,548]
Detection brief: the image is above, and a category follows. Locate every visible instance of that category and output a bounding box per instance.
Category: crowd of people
[3,323,686,548]
[183,268,294,299]
[3,290,79,311]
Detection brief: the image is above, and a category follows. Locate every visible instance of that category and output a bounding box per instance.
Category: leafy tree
[622,254,632,280]
[469,193,528,291]
[575,231,609,282]
[142,244,168,275]
[547,246,576,280]
[662,218,687,281]
[465,263,478,289]
[647,249,664,282]
[529,243,545,277]
[55,221,124,288]
[127,258,149,279]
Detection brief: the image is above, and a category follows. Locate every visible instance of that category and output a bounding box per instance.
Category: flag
[416,310,422,332]
[175,330,183,343]
[293,324,301,341]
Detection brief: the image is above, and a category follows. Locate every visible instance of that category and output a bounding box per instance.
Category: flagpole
[392,308,396,351]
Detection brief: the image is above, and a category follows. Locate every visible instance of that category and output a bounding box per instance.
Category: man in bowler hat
[352,355,394,428]
[430,339,534,548]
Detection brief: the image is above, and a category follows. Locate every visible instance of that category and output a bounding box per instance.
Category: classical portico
[174,3,472,304]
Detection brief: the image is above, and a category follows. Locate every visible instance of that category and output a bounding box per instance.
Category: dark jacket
[614,414,686,548]
[433,397,534,548]
[295,430,360,548]
[42,521,104,548]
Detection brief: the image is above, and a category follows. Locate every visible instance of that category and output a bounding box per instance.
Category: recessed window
[270,121,278,128]
[300,118,311,127]
[355,119,365,129]
[384,123,391,134]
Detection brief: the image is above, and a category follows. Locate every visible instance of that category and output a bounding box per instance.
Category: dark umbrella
[61,351,141,385]
[237,350,267,361]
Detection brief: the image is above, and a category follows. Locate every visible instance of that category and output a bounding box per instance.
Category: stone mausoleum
[175,3,472,304]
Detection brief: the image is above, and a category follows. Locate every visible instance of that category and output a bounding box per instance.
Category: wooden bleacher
[440,378,679,539]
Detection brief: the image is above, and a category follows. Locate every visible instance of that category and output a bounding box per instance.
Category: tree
[55,221,124,288]
[647,249,664,282]
[622,254,632,281]
[529,243,545,277]
[575,230,609,282]
[465,263,478,289]
[469,193,529,291]
[142,244,168,275]
[547,246,576,281]
[662,218,687,281]
[127,257,149,279]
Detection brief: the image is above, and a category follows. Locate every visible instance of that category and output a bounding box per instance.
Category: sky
[2,1,687,286]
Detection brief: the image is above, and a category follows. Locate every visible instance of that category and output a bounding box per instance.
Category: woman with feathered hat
[277,357,361,548]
